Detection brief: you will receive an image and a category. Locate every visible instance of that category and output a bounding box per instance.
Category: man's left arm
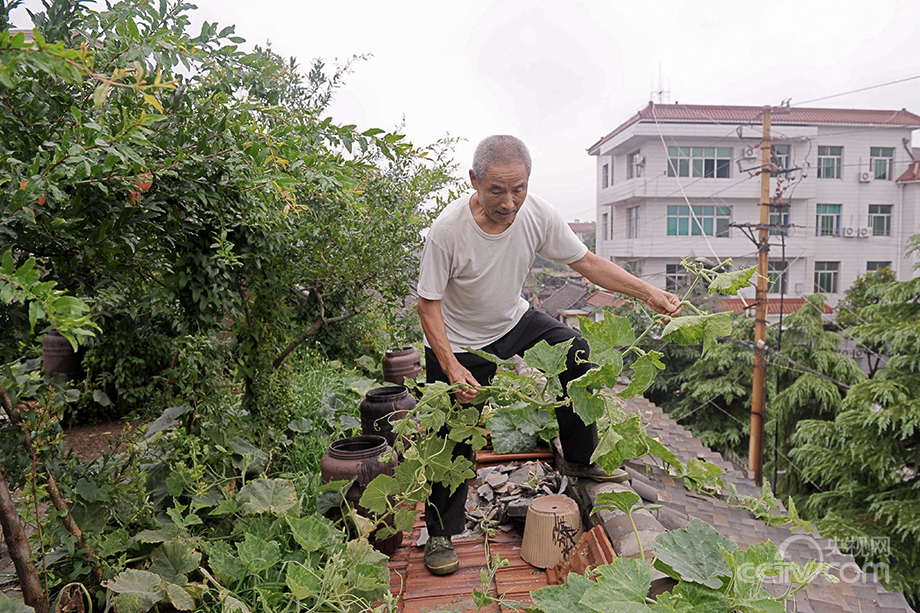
[569,251,681,315]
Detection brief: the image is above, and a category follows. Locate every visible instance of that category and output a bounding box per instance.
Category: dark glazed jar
[382,346,422,385]
[42,329,81,380]
[360,386,416,445]
[320,435,403,554]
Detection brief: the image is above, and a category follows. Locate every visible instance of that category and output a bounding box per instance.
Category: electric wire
[793,73,920,106]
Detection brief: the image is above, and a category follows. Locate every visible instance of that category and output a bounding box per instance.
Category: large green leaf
[287,515,336,552]
[164,583,195,611]
[708,266,757,295]
[0,594,34,613]
[579,558,653,613]
[103,569,164,613]
[205,541,247,585]
[661,313,733,355]
[649,581,732,612]
[149,540,201,584]
[487,410,537,454]
[591,416,650,473]
[721,541,789,613]
[286,563,321,600]
[580,315,635,368]
[653,519,736,589]
[530,572,595,613]
[523,338,573,377]
[595,490,640,515]
[618,351,665,398]
[358,474,398,515]
[236,478,299,516]
[236,533,281,573]
[569,362,621,425]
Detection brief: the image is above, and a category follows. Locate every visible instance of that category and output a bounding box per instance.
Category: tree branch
[271,286,355,370]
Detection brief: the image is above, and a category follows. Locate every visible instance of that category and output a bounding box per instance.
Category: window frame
[626,206,639,239]
[665,263,688,292]
[767,260,788,294]
[868,204,892,236]
[768,205,789,236]
[601,163,610,188]
[771,144,791,171]
[817,146,843,179]
[866,261,892,273]
[814,261,839,294]
[869,147,894,181]
[815,204,841,237]
[666,146,732,179]
[627,151,643,179]
[666,204,732,237]
[601,211,609,242]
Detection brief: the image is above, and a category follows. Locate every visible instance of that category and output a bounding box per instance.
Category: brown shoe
[424,536,459,575]
[562,460,629,483]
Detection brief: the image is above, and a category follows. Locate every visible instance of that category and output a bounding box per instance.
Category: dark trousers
[424,307,597,536]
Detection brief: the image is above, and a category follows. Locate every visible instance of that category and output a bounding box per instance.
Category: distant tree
[836,266,896,376]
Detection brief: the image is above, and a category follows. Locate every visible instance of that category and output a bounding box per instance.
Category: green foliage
[529,518,834,613]
[790,274,920,604]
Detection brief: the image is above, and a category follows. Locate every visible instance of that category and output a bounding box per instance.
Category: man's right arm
[416,297,480,402]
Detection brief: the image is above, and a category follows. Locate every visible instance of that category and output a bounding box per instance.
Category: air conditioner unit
[858,227,871,238]
[858,171,873,183]
[741,146,758,159]
[842,226,857,238]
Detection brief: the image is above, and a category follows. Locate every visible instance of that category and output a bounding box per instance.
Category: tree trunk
[0,467,49,613]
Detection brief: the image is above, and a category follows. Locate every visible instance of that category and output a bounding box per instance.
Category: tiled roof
[716,297,834,316]
[584,290,626,309]
[540,282,588,317]
[897,160,920,183]
[621,396,916,613]
[588,103,920,153]
[568,222,595,233]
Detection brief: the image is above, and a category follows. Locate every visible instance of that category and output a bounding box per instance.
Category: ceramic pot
[360,385,415,445]
[382,346,422,385]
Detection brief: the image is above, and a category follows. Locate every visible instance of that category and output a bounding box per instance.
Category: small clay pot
[42,329,81,380]
[360,385,416,445]
[382,346,422,385]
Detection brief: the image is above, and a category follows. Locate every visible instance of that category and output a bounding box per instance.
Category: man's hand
[644,288,682,316]
[445,362,481,403]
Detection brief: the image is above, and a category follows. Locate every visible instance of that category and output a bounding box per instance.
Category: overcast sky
[11,1,920,221]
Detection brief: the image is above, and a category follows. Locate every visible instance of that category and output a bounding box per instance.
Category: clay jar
[382,346,422,385]
[42,329,81,380]
[320,435,402,554]
[360,385,415,445]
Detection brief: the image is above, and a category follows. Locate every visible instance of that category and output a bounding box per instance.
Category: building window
[601,212,609,241]
[768,205,789,236]
[814,261,839,293]
[870,147,894,180]
[771,144,791,171]
[666,147,732,178]
[602,163,610,188]
[626,206,639,239]
[627,151,643,179]
[866,261,891,273]
[665,264,688,291]
[815,204,841,236]
[666,205,731,237]
[868,204,892,236]
[622,260,642,276]
[767,261,787,294]
[817,146,842,179]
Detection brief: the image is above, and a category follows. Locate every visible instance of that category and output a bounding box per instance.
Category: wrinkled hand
[644,288,682,316]
[446,362,481,403]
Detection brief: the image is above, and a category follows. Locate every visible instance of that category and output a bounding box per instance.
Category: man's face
[469,161,529,227]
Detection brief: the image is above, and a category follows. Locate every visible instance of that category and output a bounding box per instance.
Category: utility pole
[749,105,772,486]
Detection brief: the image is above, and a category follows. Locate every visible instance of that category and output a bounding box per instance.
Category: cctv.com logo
[733,534,890,585]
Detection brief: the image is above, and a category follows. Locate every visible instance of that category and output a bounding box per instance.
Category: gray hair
[471,135,532,180]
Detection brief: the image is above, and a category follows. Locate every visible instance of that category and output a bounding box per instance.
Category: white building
[590,103,920,307]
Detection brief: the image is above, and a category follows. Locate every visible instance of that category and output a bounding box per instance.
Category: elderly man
[416,135,680,575]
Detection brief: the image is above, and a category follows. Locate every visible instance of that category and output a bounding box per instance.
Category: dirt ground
[61,420,132,462]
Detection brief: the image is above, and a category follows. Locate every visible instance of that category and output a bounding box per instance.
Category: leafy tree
[836,266,896,376]
[0,0,457,416]
[790,259,920,604]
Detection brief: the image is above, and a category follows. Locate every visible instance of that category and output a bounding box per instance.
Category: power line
[793,73,920,106]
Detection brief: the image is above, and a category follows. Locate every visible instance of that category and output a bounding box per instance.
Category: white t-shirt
[417,192,588,352]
